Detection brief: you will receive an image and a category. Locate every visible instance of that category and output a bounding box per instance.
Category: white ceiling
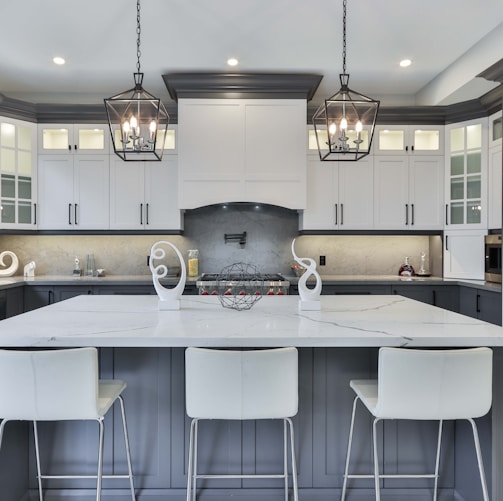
[1,0,502,110]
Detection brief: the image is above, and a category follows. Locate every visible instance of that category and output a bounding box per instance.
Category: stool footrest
[195,474,287,480]
[346,474,437,479]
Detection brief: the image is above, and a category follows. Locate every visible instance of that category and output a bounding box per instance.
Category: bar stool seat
[0,347,136,501]
[185,347,299,501]
[341,347,492,501]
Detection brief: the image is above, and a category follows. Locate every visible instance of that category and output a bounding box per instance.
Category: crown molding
[162,72,323,101]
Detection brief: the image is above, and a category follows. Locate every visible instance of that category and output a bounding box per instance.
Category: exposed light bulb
[329,122,337,137]
[340,117,348,130]
[355,120,363,133]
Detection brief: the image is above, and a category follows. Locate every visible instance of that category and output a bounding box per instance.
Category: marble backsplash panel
[0,205,441,277]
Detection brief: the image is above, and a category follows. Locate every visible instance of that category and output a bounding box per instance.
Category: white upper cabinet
[488,143,502,230]
[109,156,181,230]
[373,125,444,156]
[38,124,110,154]
[0,118,37,229]
[178,99,307,209]
[374,155,444,230]
[489,110,502,148]
[300,157,374,230]
[444,118,488,230]
[443,229,486,280]
[37,155,109,230]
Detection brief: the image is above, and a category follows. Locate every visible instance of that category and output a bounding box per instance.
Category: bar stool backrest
[376,347,492,420]
[0,348,100,421]
[185,347,298,420]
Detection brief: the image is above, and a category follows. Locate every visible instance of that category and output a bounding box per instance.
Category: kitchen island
[0,294,502,501]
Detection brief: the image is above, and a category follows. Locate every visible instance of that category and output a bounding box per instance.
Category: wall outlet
[319,255,326,266]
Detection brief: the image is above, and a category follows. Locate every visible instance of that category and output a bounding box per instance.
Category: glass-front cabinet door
[0,118,37,229]
[445,118,488,229]
[38,124,109,154]
[373,125,443,155]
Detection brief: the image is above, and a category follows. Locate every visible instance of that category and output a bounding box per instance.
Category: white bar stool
[0,347,136,501]
[185,347,299,501]
[341,347,492,501]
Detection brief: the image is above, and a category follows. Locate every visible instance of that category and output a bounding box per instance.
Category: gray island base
[0,295,502,501]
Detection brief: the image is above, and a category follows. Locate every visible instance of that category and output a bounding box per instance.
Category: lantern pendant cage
[312,0,379,161]
[104,0,169,161]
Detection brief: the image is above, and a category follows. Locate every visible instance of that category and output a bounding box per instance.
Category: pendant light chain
[136,0,142,74]
[342,0,347,74]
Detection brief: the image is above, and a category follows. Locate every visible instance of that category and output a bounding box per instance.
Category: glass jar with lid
[188,249,199,277]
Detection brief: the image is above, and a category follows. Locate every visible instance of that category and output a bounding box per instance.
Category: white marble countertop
[1,294,502,348]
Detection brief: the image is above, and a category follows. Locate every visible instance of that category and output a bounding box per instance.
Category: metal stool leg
[33,421,44,501]
[118,395,136,501]
[341,396,359,501]
[96,419,105,501]
[468,418,490,501]
[433,420,443,501]
[286,418,298,501]
[372,418,382,501]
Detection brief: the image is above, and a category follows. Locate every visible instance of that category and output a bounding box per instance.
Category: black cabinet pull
[33,203,37,225]
[411,145,414,152]
[445,204,449,225]
[48,290,54,304]
[146,203,149,225]
[140,203,143,225]
[340,203,344,225]
[405,145,409,152]
[432,290,436,305]
[405,204,409,225]
[334,204,338,226]
[74,144,78,151]
[74,204,78,225]
[68,144,71,151]
[68,203,72,224]
[411,204,414,225]
[476,293,481,313]
[445,235,449,251]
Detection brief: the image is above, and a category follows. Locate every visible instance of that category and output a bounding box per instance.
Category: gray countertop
[0,274,500,292]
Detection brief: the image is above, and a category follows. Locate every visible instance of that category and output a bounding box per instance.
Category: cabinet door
[243,101,306,208]
[445,119,487,229]
[373,156,409,229]
[37,155,74,229]
[109,159,145,229]
[478,289,502,326]
[23,286,55,311]
[444,230,485,279]
[300,159,337,229]
[74,124,109,154]
[74,156,110,229]
[178,100,244,208]
[408,156,444,229]
[488,145,502,230]
[145,157,182,230]
[39,124,109,154]
[338,157,374,229]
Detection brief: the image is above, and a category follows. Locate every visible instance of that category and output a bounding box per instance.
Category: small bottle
[188,249,199,277]
[398,256,415,277]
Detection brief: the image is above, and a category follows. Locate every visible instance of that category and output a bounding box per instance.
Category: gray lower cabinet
[391,284,459,312]
[23,284,199,312]
[459,287,502,325]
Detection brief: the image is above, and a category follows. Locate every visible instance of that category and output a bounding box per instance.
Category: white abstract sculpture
[149,241,187,310]
[291,239,322,311]
[23,261,36,278]
[0,251,19,277]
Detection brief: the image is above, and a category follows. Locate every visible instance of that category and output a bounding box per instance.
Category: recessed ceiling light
[399,59,412,68]
[227,58,239,67]
[53,56,66,66]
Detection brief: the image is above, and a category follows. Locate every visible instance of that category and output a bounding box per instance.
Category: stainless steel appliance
[485,234,502,283]
[197,273,290,295]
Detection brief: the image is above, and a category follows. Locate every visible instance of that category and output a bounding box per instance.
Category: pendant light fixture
[104,0,169,161]
[312,0,379,161]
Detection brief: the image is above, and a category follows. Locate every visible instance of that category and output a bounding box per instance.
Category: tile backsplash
[0,204,441,277]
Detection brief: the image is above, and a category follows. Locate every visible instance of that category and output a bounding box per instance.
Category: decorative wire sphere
[216,263,265,311]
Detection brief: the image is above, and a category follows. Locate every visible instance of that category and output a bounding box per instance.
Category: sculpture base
[158,298,181,311]
[298,299,321,311]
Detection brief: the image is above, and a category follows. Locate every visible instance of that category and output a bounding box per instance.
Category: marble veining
[0,295,501,348]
